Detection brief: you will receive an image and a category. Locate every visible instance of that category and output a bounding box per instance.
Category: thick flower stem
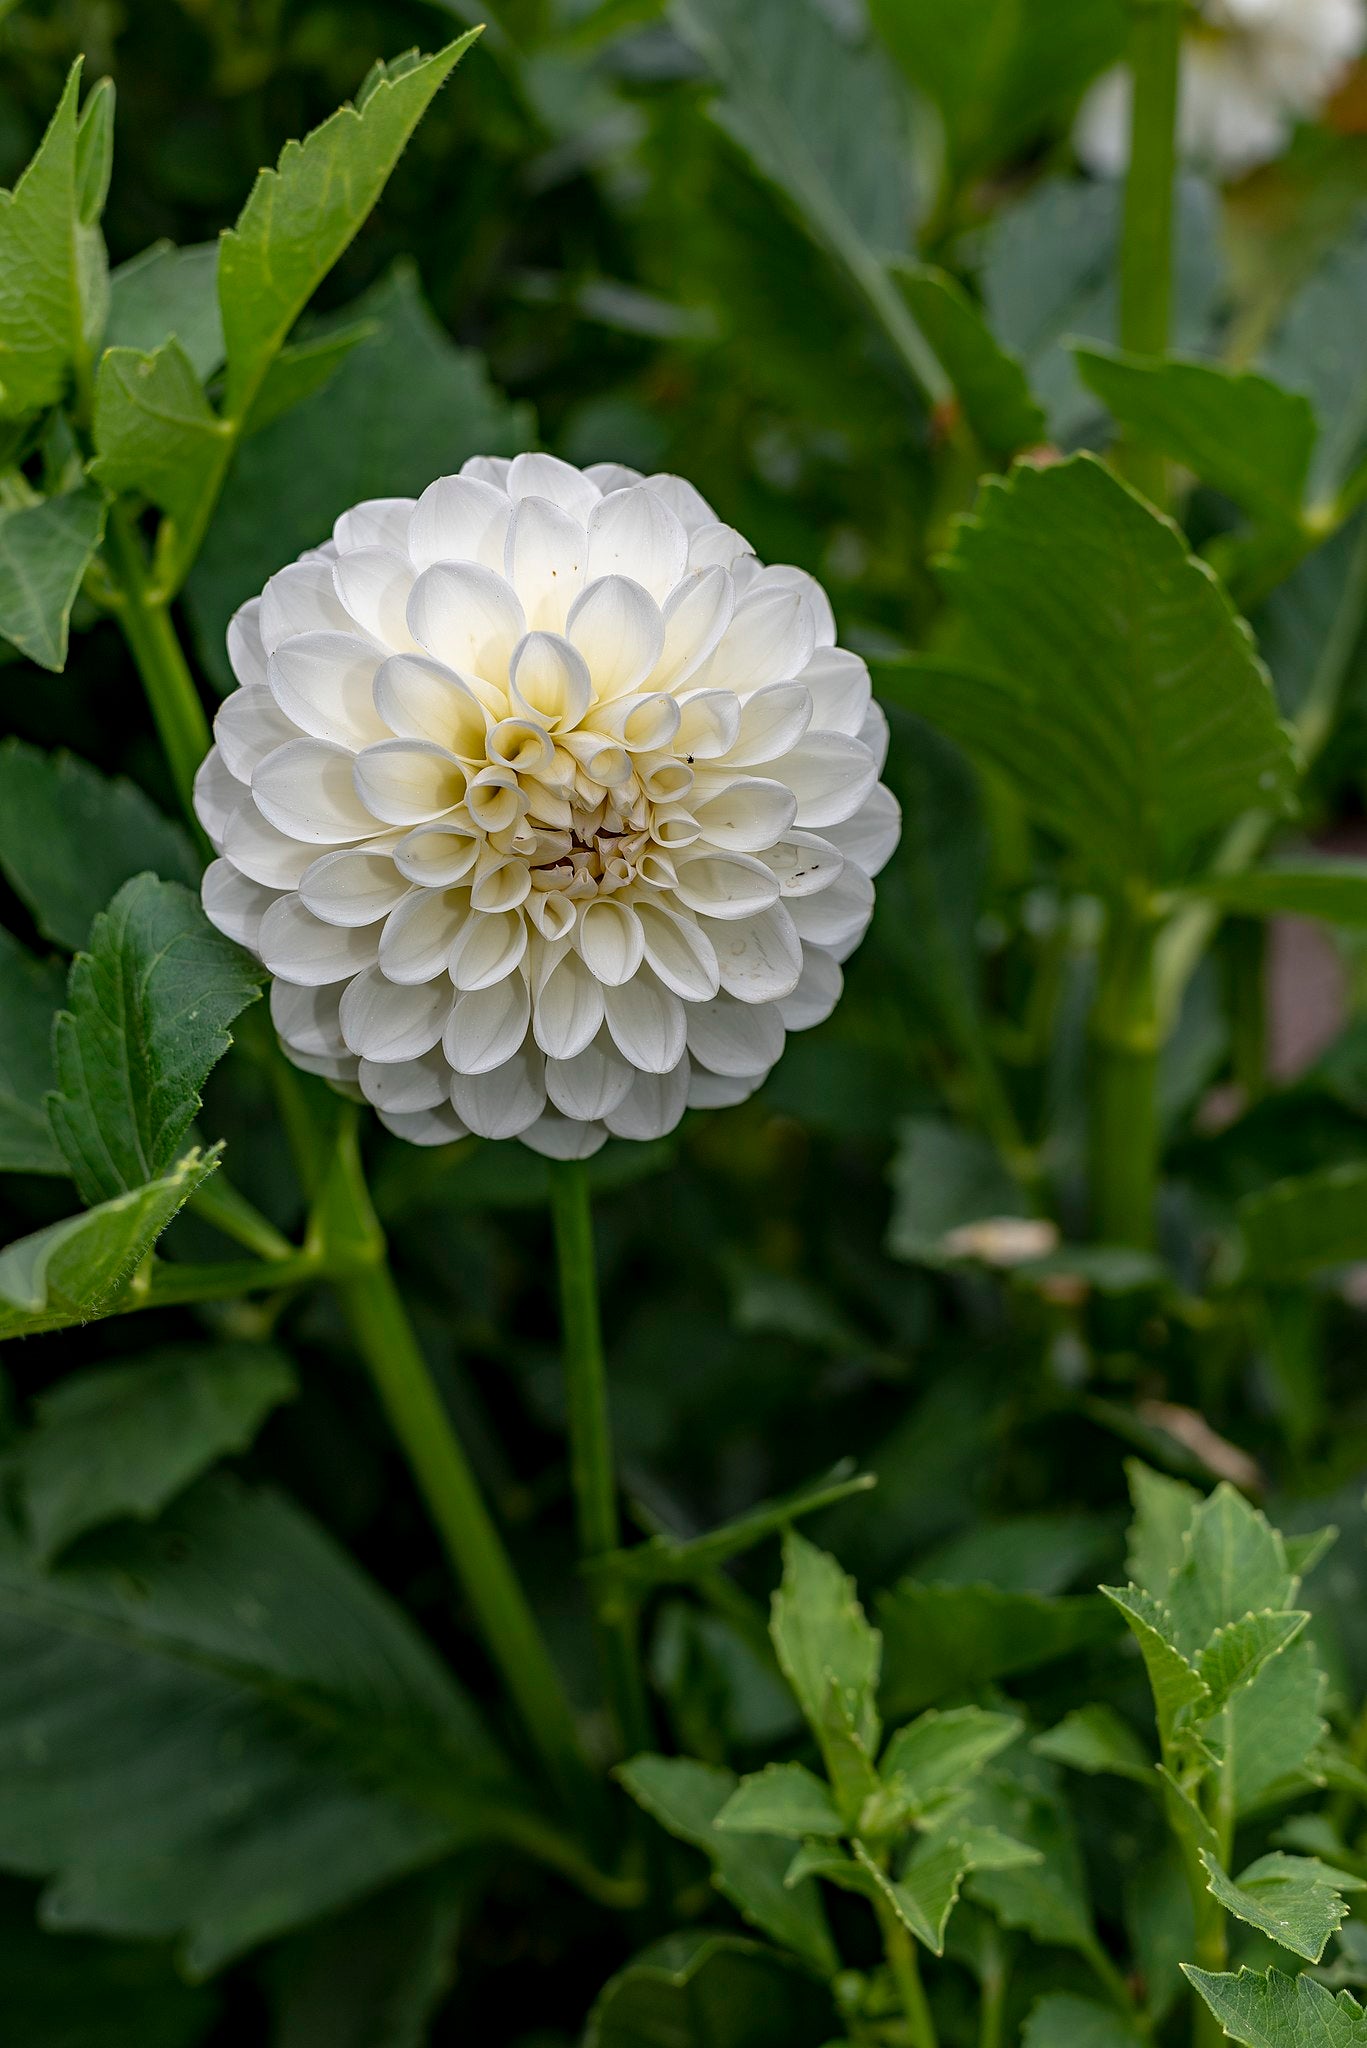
[1090,898,1160,1248]
[877,1903,938,2048]
[1117,0,1183,503]
[549,1158,653,1760]
[102,505,212,829]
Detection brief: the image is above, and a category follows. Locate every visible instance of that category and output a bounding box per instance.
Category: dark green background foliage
[9,0,1367,2043]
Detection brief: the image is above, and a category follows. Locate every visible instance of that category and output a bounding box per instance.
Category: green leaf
[15,1344,296,1562]
[0,61,94,417]
[1198,1611,1309,1713]
[618,1756,837,1973]
[868,0,1126,180]
[1200,1852,1365,1964]
[1184,1965,1367,2048]
[0,741,197,950]
[878,1581,1119,1717]
[771,1531,881,1760]
[186,264,530,692]
[90,338,226,528]
[1263,234,1367,508]
[1165,1485,1297,1659]
[1190,863,1367,925]
[1099,1586,1208,1744]
[1073,346,1318,527]
[1221,1638,1328,1818]
[74,75,114,226]
[0,1876,216,2048]
[242,320,375,435]
[585,1931,837,2048]
[271,1870,462,2048]
[0,1147,218,1341]
[961,1766,1098,1958]
[872,457,1297,888]
[0,483,106,671]
[1022,1993,1148,2048]
[0,928,65,1173]
[891,263,1046,456]
[1239,1164,1367,1281]
[218,34,479,415]
[48,875,262,1207]
[105,241,224,381]
[1125,1460,1202,1595]
[669,0,943,399]
[879,1708,1023,1816]
[1032,1705,1154,1785]
[715,1763,844,1840]
[851,1838,960,1955]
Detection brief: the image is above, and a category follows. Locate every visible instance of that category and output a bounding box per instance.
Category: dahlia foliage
[196,456,899,1157]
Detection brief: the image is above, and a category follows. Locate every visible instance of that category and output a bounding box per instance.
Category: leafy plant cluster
[5,0,1367,2044]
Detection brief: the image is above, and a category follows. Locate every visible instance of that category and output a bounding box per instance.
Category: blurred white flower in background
[195,456,899,1160]
[1076,0,1365,179]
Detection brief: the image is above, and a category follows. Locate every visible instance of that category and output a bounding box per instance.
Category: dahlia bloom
[195,456,899,1159]
[1076,0,1365,178]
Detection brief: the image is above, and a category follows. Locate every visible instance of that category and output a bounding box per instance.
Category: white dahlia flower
[195,455,899,1160]
[1076,0,1365,178]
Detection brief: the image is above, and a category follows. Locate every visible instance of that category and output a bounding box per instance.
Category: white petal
[222,800,316,889]
[504,496,587,632]
[645,473,717,528]
[700,902,802,1002]
[798,647,871,735]
[603,970,686,1074]
[719,682,813,769]
[533,946,605,1059]
[339,968,451,1062]
[657,568,736,690]
[253,738,378,844]
[636,900,720,1001]
[509,632,593,729]
[757,831,844,899]
[194,747,241,843]
[359,1047,450,1113]
[686,521,754,571]
[671,849,781,920]
[215,686,297,782]
[407,562,526,682]
[450,1044,546,1139]
[507,452,600,523]
[673,688,741,762]
[378,1102,469,1147]
[202,859,276,950]
[373,653,489,756]
[578,899,644,986]
[768,731,877,829]
[786,862,874,949]
[444,974,532,1075]
[586,486,688,601]
[687,1064,767,1109]
[691,775,798,854]
[751,564,836,647]
[566,576,664,700]
[258,895,381,985]
[778,948,844,1031]
[448,908,529,991]
[686,992,785,1076]
[583,461,644,494]
[603,1056,690,1140]
[702,585,815,693]
[589,692,680,753]
[408,475,512,573]
[268,633,389,750]
[545,1029,635,1121]
[394,823,481,887]
[300,848,410,926]
[353,740,466,827]
[820,783,901,877]
[461,454,514,488]
[379,889,468,983]
[260,558,353,651]
[859,699,890,775]
[332,547,417,649]
[270,977,347,1058]
[334,496,416,554]
[227,599,268,689]
[520,1110,608,1160]
[285,1046,360,1084]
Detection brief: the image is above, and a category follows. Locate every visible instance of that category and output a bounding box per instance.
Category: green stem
[549,1158,652,1760]
[877,1903,938,2048]
[1116,0,1183,503]
[1090,896,1160,1247]
[190,1172,295,1260]
[102,504,212,828]
[976,1923,1008,2048]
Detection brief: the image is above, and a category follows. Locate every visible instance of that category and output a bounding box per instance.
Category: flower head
[196,456,899,1158]
[1076,0,1365,178]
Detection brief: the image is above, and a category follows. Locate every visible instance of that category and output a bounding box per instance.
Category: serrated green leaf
[852,1837,961,1954]
[891,263,1045,456]
[1199,1612,1309,1713]
[218,34,479,415]
[74,76,114,227]
[90,338,225,528]
[618,1756,837,1972]
[1101,1586,1209,1743]
[1221,1638,1328,1818]
[105,241,224,381]
[0,928,65,1173]
[1032,1705,1154,1785]
[771,1532,881,1762]
[1165,1485,1297,1659]
[0,1474,525,1975]
[0,1146,217,1341]
[878,1581,1119,1717]
[715,1762,844,1840]
[48,875,262,1207]
[1264,234,1367,508]
[242,321,374,436]
[0,742,197,950]
[879,1708,1023,1817]
[1184,1964,1367,2048]
[1239,1164,1367,1281]
[1200,1852,1365,1964]
[873,457,1297,887]
[585,1931,837,2048]
[1074,346,1317,526]
[817,1676,882,1829]
[1022,1993,1148,2048]
[961,1766,1098,1958]
[16,1344,297,1562]
[0,61,93,417]
[0,484,106,671]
